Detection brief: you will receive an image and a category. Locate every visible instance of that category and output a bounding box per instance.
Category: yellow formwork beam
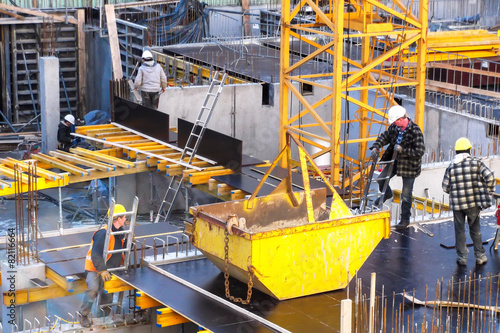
[104,135,143,142]
[3,279,87,305]
[75,124,116,135]
[49,150,116,172]
[71,148,136,169]
[0,179,11,189]
[186,168,235,185]
[147,152,182,165]
[135,291,162,310]
[1,158,62,182]
[32,153,91,176]
[85,128,125,137]
[0,164,30,183]
[103,276,134,294]
[126,145,167,159]
[156,307,190,327]
[93,130,128,138]
[46,267,79,292]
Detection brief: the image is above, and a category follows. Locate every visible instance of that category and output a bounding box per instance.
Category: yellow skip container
[187,187,390,300]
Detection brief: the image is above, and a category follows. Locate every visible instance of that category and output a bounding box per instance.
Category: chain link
[224,229,253,304]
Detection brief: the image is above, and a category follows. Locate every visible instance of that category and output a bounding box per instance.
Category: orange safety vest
[84,225,124,272]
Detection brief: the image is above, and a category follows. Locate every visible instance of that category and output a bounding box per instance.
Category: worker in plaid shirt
[370,105,425,230]
[442,137,495,266]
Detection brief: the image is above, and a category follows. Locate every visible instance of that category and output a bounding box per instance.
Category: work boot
[80,315,91,328]
[476,255,487,266]
[395,220,409,230]
[456,257,467,266]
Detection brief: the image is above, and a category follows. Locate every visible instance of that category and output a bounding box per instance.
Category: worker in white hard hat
[57,114,75,152]
[442,137,495,266]
[79,204,128,328]
[133,50,168,109]
[369,105,425,230]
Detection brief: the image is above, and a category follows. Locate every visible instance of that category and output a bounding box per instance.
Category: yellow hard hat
[455,137,472,151]
[107,204,127,217]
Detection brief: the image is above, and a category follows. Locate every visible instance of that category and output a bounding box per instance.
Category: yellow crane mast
[279,0,428,193]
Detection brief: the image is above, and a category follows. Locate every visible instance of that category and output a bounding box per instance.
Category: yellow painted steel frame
[279,0,428,190]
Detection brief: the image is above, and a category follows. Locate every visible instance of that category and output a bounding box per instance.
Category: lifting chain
[224,229,253,305]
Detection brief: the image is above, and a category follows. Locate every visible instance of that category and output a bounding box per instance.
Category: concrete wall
[423,103,496,154]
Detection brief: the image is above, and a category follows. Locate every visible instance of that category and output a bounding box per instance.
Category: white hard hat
[142,50,153,60]
[64,114,75,125]
[387,105,406,124]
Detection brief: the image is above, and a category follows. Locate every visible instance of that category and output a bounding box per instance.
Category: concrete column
[1,260,46,333]
[39,56,60,154]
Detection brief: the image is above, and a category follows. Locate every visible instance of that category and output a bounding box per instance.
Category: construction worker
[134,50,168,109]
[370,105,425,230]
[79,204,127,328]
[442,137,495,266]
[57,114,75,152]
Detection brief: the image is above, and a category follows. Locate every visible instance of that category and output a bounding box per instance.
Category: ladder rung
[107,248,129,254]
[110,230,131,236]
[108,267,126,272]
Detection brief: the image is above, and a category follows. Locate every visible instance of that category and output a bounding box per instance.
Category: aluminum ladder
[359,151,397,214]
[103,196,139,272]
[155,71,227,223]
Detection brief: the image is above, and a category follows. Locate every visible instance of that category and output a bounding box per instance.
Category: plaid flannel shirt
[442,154,496,211]
[371,119,425,178]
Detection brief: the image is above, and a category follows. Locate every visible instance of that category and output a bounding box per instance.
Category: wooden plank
[114,0,179,9]
[49,150,116,172]
[31,153,91,176]
[0,165,30,183]
[426,80,500,99]
[1,157,62,181]
[427,62,500,79]
[72,133,202,170]
[70,147,136,169]
[77,9,85,119]
[0,4,78,24]
[105,4,123,80]
[0,8,25,20]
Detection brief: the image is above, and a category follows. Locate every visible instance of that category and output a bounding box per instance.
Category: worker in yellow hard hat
[442,137,495,266]
[369,105,425,230]
[79,204,128,328]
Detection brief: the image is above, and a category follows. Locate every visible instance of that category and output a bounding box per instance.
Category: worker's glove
[394,144,403,153]
[370,148,380,161]
[100,271,112,282]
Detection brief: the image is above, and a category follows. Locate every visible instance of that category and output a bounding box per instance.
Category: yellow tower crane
[279,0,428,194]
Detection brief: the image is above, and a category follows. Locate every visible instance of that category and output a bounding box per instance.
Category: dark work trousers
[376,163,415,223]
[141,91,160,109]
[80,271,113,316]
[453,206,485,261]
